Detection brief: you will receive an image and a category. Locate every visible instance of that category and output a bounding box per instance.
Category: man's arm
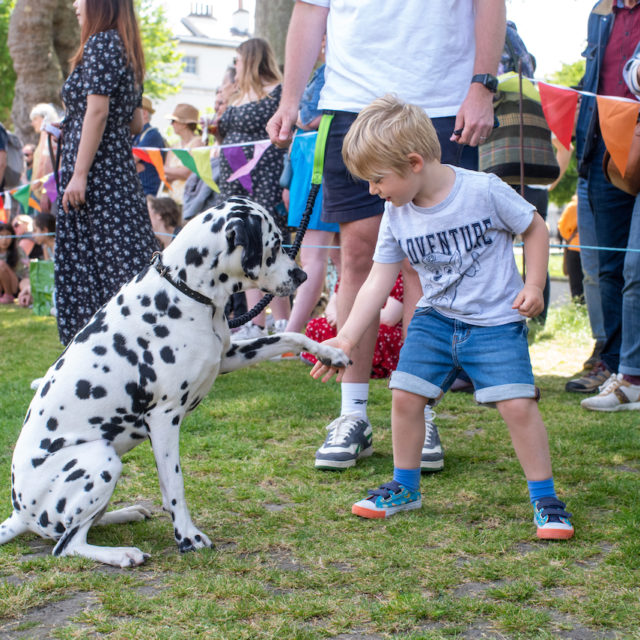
[451,0,506,147]
[266,1,328,147]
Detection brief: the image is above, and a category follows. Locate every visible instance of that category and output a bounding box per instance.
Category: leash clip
[151,251,168,277]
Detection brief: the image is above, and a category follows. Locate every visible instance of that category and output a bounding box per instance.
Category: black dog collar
[150,252,214,307]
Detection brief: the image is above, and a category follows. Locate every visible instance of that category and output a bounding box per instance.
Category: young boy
[311,95,574,540]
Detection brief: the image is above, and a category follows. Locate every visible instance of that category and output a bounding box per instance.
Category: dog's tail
[0,513,29,545]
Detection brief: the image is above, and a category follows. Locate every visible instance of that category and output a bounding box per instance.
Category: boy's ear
[407,152,424,173]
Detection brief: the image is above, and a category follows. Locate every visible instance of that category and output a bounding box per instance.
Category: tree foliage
[0,0,17,125]
[136,0,183,99]
[545,60,585,209]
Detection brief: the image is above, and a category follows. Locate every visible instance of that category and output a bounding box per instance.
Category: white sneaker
[273,319,288,334]
[232,323,266,341]
[581,373,640,412]
[421,406,444,472]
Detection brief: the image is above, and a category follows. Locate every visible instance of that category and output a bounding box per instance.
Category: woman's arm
[130,107,144,135]
[61,93,109,213]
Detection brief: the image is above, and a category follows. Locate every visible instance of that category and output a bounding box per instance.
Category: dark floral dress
[218,85,286,226]
[56,29,159,345]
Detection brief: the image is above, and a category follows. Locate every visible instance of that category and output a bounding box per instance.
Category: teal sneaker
[533,497,574,540]
[352,480,421,519]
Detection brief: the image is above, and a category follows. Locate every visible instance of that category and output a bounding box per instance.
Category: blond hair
[342,94,441,181]
[232,38,282,104]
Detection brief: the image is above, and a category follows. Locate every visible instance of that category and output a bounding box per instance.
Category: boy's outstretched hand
[512,283,544,318]
[310,337,353,383]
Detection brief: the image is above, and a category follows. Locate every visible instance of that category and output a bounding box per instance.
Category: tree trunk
[8,0,78,144]
[253,0,293,70]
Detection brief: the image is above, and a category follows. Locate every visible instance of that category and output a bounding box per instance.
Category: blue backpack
[0,123,25,189]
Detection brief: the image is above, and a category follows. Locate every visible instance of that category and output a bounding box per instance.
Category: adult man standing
[573,0,640,411]
[132,96,166,197]
[267,0,506,470]
[566,0,640,411]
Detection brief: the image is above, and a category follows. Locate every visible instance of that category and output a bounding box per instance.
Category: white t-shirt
[301,0,477,117]
[373,167,536,326]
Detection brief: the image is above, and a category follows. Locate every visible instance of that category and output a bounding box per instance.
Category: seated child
[147,196,183,248]
[311,95,574,540]
[32,212,56,261]
[0,222,30,305]
[302,275,404,379]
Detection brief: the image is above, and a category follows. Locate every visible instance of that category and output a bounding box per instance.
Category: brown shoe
[582,340,605,371]
[565,361,612,393]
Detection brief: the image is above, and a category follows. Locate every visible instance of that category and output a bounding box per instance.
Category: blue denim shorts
[389,308,536,405]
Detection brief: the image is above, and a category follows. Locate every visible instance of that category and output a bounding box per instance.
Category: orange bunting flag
[596,96,640,176]
[538,82,579,151]
[133,147,171,191]
[0,194,6,223]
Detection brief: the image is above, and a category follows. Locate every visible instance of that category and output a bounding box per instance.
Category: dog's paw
[177,529,213,553]
[314,346,351,369]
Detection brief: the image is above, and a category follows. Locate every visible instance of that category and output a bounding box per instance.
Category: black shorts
[321,111,384,225]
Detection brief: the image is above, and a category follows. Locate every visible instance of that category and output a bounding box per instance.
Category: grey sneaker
[421,407,444,472]
[315,413,373,470]
[565,361,612,393]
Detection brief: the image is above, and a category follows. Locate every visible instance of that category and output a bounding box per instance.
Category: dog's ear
[225,214,263,279]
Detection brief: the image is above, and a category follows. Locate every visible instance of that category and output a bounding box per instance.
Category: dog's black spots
[47,417,58,432]
[180,380,189,390]
[225,345,238,359]
[41,437,65,454]
[185,247,205,267]
[39,511,49,528]
[195,534,202,543]
[209,279,215,287]
[102,366,110,373]
[23,409,31,425]
[121,306,131,317]
[89,417,103,425]
[160,346,175,364]
[168,306,182,319]
[93,345,107,356]
[31,456,46,468]
[125,382,154,414]
[75,309,108,343]
[65,469,85,482]
[76,380,92,400]
[100,471,112,483]
[232,282,242,293]
[11,488,20,511]
[178,268,187,281]
[110,416,123,425]
[178,537,195,553]
[100,421,126,441]
[203,212,213,223]
[92,386,107,399]
[174,528,181,540]
[154,325,169,338]
[62,459,77,472]
[175,465,180,473]
[117,294,124,305]
[137,337,149,349]
[56,498,66,513]
[172,415,180,426]
[219,273,228,282]
[140,295,151,307]
[131,432,146,440]
[188,397,202,411]
[84,482,94,492]
[54,358,65,371]
[116,407,127,414]
[142,312,157,325]
[155,290,170,312]
[40,380,51,398]
[53,525,79,556]
[55,522,65,535]
[211,217,224,232]
[139,363,157,385]
[142,350,154,365]
[114,333,139,365]
[180,392,189,406]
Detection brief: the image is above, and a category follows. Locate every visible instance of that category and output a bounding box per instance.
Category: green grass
[0,303,638,639]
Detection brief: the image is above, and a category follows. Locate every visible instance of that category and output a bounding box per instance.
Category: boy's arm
[310,261,401,382]
[512,211,548,318]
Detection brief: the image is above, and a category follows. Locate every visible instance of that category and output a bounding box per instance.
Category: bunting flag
[538,82,579,151]
[222,146,253,193]
[191,147,220,193]
[498,71,541,101]
[596,96,640,176]
[43,173,58,205]
[227,141,269,186]
[0,194,6,223]
[28,185,41,213]
[133,147,171,190]
[171,149,198,174]
[11,183,31,211]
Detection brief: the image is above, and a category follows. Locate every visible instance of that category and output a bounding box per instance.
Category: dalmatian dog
[0,196,349,568]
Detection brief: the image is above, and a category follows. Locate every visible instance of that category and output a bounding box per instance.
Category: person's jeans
[576,176,605,343]
[620,194,640,376]
[587,137,635,373]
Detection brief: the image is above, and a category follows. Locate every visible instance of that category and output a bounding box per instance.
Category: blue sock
[527,477,556,505]
[393,467,421,492]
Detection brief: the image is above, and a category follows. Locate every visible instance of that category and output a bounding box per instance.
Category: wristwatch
[471,73,498,93]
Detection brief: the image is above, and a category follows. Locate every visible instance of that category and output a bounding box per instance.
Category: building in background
[151,3,252,134]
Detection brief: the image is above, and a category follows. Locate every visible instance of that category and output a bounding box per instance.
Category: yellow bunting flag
[191,147,220,193]
[596,96,640,176]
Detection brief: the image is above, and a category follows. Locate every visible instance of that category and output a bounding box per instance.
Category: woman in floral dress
[56,0,158,345]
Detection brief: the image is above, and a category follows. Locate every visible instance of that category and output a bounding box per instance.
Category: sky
[158,0,595,79]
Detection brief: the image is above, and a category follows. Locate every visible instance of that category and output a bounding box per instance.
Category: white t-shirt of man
[301,0,477,117]
[373,167,536,326]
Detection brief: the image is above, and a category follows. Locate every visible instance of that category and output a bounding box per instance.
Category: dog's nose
[291,267,307,287]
